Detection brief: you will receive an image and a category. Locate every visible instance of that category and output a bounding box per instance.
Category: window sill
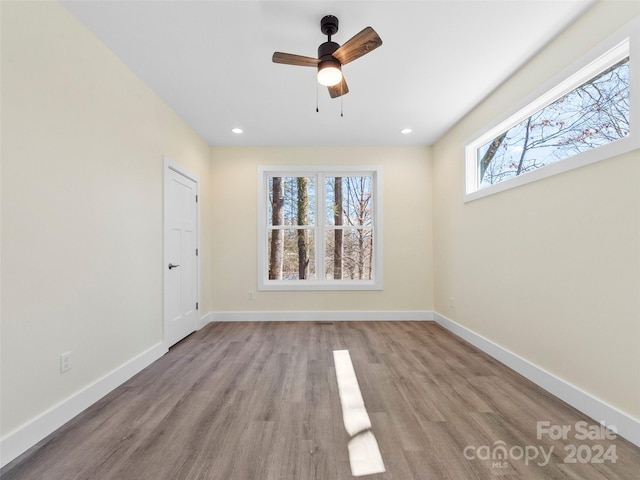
[464,134,639,203]
[258,280,383,291]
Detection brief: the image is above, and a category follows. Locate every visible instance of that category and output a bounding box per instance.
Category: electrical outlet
[248,291,255,301]
[449,297,455,309]
[60,351,72,373]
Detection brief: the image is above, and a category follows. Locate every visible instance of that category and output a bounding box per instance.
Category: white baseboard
[197,311,214,330]
[0,342,167,468]
[211,310,434,322]
[434,312,640,448]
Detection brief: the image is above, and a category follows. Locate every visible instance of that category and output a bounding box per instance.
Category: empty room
[1,1,639,479]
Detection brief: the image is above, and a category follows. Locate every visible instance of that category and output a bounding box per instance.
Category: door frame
[163,155,200,349]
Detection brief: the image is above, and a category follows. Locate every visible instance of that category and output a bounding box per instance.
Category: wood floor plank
[3,321,639,480]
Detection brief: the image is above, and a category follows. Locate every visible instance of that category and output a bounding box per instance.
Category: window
[465,17,640,202]
[258,166,382,290]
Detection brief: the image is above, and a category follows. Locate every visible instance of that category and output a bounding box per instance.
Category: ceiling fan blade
[333,27,382,65]
[328,77,349,98]
[272,52,320,67]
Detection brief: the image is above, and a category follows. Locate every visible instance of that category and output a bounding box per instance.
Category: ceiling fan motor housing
[317,41,341,79]
[318,41,340,61]
[319,15,340,66]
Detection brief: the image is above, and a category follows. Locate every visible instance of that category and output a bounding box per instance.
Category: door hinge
[196,248,198,256]
[196,302,199,310]
[195,194,198,203]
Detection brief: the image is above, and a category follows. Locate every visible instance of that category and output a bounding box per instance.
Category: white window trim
[258,165,383,291]
[464,16,640,203]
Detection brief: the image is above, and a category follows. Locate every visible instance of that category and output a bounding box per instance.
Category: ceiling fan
[272,15,383,98]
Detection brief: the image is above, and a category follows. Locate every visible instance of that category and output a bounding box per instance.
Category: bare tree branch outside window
[264,170,378,286]
[478,57,629,188]
[325,176,373,280]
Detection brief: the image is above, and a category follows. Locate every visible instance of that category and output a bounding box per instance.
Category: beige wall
[1,1,212,436]
[210,146,434,313]
[432,1,640,419]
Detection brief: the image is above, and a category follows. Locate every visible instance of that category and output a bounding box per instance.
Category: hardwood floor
[3,321,640,479]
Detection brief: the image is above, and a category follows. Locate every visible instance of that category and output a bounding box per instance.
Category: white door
[164,159,198,348]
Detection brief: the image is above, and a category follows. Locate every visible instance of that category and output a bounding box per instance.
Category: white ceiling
[61,0,595,146]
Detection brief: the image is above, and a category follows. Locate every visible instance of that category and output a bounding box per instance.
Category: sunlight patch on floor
[333,349,385,477]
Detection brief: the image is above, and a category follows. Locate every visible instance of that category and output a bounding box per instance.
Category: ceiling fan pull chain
[316,81,319,113]
[340,85,344,117]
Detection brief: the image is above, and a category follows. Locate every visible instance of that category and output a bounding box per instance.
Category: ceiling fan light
[317,62,342,86]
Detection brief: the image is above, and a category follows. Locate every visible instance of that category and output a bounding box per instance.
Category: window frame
[464,16,640,202]
[258,165,383,291]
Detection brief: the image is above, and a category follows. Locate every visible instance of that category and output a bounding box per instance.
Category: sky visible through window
[478,57,630,189]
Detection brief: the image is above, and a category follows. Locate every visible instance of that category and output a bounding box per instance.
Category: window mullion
[316,173,325,281]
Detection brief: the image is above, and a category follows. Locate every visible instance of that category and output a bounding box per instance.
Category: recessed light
[231,128,243,134]
[400,128,413,134]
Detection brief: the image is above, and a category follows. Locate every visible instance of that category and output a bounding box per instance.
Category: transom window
[258,166,382,290]
[465,18,639,202]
